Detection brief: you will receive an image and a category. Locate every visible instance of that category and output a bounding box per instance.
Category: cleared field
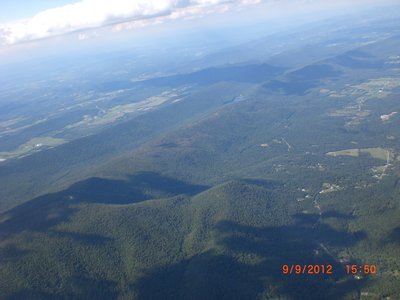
[328,77,400,100]
[362,148,389,161]
[65,88,188,128]
[320,182,343,193]
[326,149,359,157]
[328,77,400,128]
[0,137,65,159]
[327,147,395,161]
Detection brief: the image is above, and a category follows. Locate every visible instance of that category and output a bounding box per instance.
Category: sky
[0,0,264,46]
[0,0,398,52]
[1,0,398,48]
[0,0,75,22]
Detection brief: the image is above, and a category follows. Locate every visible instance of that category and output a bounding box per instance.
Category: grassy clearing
[66,88,189,129]
[320,182,344,193]
[328,77,400,128]
[327,147,395,161]
[327,149,359,157]
[0,137,65,159]
[328,77,400,100]
[362,148,389,161]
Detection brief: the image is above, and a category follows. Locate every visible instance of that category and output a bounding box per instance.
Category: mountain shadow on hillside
[144,63,285,87]
[0,172,207,240]
[136,215,367,300]
[332,50,383,69]
[388,226,400,244]
[263,64,342,96]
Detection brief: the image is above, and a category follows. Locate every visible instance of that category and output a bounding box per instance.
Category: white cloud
[77,33,88,40]
[0,0,393,46]
[0,0,259,45]
[110,1,238,32]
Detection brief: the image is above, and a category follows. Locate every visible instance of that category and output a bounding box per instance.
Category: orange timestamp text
[282,264,333,275]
